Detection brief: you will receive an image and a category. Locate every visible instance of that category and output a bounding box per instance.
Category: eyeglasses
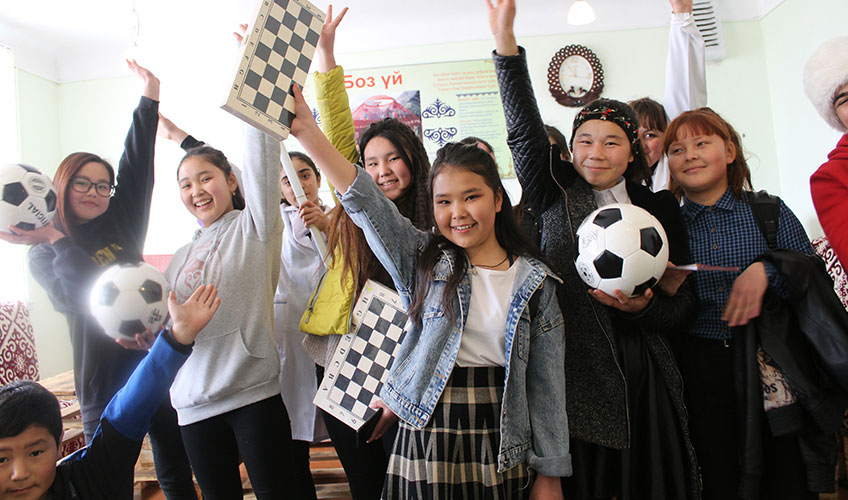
[70,177,114,197]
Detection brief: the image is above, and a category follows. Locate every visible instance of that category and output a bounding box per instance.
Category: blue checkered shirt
[681,189,814,340]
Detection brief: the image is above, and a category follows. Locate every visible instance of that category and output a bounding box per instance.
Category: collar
[681,188,738,219]
[593,177,629,206]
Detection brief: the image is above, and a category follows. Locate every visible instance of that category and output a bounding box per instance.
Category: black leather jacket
[736,250,848,498]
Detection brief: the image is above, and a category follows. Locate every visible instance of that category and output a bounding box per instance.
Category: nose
[10,459,29,481]
[376,160,392,177]
[589,142,605,159]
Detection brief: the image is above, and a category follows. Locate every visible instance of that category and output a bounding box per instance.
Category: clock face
[547,44,605,108]
[560,55,594,99]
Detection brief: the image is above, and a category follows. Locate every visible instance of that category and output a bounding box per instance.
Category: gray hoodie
[165,126,283,425]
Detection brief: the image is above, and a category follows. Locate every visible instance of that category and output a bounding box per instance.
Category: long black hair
[407,143,549,326]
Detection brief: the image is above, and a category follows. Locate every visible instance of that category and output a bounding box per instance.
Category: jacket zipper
[548,145,632,446]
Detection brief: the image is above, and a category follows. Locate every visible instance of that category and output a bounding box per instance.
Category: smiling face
[571,119,634,191]
[432,166,503,261]
[363,136,412,201]
[0,425,59,500]
[667,128,736,205]
[178,157,237,227]
[835,82,848,130]
[281,158,321,206]
[67,161,112,223]
[638,126,665,167]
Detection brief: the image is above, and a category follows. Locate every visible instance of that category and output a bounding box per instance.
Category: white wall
[14,0,848,376]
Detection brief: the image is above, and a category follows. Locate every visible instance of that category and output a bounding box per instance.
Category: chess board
[222,0,325,140]
[314,280,409,431]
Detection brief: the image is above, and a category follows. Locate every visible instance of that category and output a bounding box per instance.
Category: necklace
[472,253,510,270]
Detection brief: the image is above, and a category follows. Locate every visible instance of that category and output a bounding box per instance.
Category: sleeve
[179,135,205,151]
[110,96,160,246]
[663,11,707,121]
[28,238,102,314]
[240,126,284,242]
[763,199,815,297]
[810,135,848,268]
[314,66,359,164]
[61,332,191,499]
[493,47,565,213]
[339,168,429,297]
[628,191,697,331]
[526,279,571,477]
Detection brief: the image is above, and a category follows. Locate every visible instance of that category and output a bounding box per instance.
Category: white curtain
[0,45,27,302]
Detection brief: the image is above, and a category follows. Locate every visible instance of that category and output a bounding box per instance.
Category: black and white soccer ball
[0,164,58,234]
[575,203,669,297]
[89,262,170,340]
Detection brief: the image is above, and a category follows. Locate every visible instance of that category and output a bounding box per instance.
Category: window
[0,45,27,301]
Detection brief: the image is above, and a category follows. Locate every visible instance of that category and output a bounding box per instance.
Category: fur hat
[803,36,848,133]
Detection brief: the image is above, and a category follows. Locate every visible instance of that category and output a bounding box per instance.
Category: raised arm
[289,85,426,295]
[240,125,283,242]
[663,0,707,121]
[313,5,358,165]
[110,60,161,247]
[488,0,563,213]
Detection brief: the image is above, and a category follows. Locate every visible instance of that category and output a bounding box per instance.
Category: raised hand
[485,0,518,56]
[591,287,653,313]
[168,285,222,346]
[289,84,320,138]
[233,23,248,46]
[316,4,349,73]
[126,59,160,101]
[722,262,767,327]
[157,113,189,144]
[0,222,65,246]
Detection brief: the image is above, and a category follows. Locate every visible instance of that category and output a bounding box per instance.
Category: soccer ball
[0,164,58,234]
[575,203,669,297]
[89,262,171,340]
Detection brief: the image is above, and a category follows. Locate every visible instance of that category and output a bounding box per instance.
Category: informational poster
[300,58,514,178]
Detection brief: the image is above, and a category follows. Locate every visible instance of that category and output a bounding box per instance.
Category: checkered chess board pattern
[223,0,324,140]
[314,281,409,431]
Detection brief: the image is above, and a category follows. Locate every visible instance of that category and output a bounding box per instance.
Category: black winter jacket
[736,249,848,498]
[493,47,701,499]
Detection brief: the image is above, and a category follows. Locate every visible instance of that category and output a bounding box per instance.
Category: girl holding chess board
[290,83,569,499]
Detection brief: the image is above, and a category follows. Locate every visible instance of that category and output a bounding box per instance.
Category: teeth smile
[195,199,212,208]
[379,180,397,187]
[454,224,474,230]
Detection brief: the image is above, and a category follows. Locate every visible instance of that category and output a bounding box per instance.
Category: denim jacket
[340,168,571,477]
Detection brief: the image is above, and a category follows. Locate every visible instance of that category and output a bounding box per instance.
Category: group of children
[1,1,847,500]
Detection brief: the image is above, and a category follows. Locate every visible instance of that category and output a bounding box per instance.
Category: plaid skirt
[383,366,531,500]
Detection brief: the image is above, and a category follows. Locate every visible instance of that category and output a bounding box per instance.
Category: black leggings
[180,395,300,500]
[84,399,196,500]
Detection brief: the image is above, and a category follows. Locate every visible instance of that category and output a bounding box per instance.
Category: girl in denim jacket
[290,85,570,500]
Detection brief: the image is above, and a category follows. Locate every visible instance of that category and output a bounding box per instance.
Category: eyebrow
[364,150,398,162]
[73,175,110,184]
[178,169,214,184]
[434,187,483,198]
[0,438,49,452]
[576,133,625,140]
[834,91,848,105]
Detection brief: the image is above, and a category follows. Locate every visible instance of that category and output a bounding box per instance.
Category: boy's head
[0,381,63,500]
[804,36,848,133]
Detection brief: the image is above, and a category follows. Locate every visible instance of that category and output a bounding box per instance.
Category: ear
[725,140,737,164]
[494,187,503,213]
[228,172,238,193]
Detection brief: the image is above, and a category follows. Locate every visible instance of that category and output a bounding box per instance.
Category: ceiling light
[568,0,596,26]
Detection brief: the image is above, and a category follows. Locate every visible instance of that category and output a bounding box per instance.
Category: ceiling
[0,0,782,83]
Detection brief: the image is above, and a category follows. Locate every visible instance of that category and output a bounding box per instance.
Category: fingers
[332,6,349,26]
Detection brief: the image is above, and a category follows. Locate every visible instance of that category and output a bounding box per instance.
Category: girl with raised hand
[664,108,818,500]
[628,0,707,192]
[0,60,197,500]
[164,120,297,498]
[290,82,569,500]
[300,6,433,499]
[488,0,701,498]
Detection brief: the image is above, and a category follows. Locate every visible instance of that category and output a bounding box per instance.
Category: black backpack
[747,190,781,250]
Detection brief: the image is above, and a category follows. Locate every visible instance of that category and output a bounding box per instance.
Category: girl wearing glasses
[0,61,197,500]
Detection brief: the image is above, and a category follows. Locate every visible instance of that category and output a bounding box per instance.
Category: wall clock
[547,44,604,107]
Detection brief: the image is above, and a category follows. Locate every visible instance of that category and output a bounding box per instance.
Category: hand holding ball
[89,262,171,340]
[575,203,669,297]
[0,164,57,234]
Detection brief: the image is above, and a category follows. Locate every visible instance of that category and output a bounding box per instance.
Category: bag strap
[747,190,780,250]
[529,282,542,320]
